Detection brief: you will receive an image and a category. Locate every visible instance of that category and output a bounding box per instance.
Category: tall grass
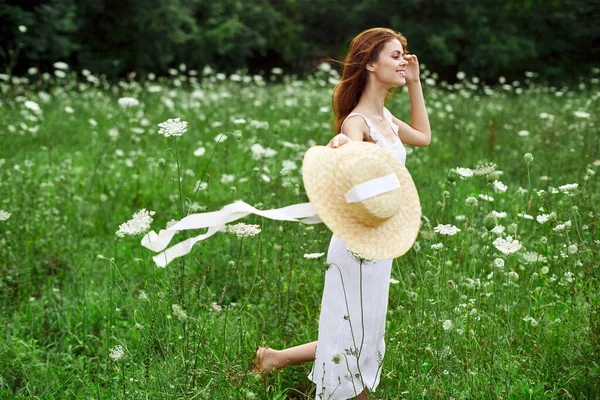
[0,66,598,399]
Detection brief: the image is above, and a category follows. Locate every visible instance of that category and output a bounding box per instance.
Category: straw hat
[302,141,421,259]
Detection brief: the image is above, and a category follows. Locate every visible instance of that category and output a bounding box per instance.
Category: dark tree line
[1,0,598,83]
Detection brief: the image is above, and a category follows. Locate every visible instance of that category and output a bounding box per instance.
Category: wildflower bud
[523,153,534,163]
[465,196,478,207]
[507,223,518,234]
[484,214,498,230]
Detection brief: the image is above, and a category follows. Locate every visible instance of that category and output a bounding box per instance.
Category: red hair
[332,28,408,135]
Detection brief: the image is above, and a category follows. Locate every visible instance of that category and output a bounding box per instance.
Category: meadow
[0,64,598,399]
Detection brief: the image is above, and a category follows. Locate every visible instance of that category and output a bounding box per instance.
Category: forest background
[1,0,599,83]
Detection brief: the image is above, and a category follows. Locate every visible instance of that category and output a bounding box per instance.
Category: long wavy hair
[332,28,407,135]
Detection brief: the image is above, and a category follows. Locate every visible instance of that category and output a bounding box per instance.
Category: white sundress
[308,107,407,399]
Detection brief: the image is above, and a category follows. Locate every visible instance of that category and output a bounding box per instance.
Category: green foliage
[1,0,598,82]
[0,68,599,398]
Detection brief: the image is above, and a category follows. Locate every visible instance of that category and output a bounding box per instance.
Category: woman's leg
[257,341,317,374]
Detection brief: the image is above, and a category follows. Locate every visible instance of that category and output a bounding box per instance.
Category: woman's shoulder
[341,112,370,141]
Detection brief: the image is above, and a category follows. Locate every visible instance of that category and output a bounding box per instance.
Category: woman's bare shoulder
[341,114,369,141]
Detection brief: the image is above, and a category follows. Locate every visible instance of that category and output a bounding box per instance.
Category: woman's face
[368,39,408,87]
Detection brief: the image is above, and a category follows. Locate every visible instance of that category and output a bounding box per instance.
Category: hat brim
[302,141,421,259]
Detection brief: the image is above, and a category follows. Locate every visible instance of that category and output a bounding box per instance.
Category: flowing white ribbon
[142,173,401,268]
[141,201,321,267]
[345,173,400,203]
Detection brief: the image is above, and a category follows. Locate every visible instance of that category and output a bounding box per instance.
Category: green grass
[0,68,599,399]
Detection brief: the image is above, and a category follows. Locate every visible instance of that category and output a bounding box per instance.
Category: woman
[254,27,431,400]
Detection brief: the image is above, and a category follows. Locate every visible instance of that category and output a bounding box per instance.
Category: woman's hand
[403,54,420,83]
[327,133,351,148]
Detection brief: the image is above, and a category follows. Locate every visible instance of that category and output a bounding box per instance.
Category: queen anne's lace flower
[493,236,521,254]
[158,118,187,137]
[558,183,578,193]
[118,97,140,108]
[172,304,188,320]
[109,345,125,361]
[473,162,497,177]
[523,251,547,264]
[226,223,261,238]
[455,167,473,178]
[304,252,325,259]
[443,320,453,331]
[0,210,11,221]
[346,247,375,263]
[493,180,507,193]
[536,212,556,224]
[573,110,590,119]
[434,224,461,236]
[116,209,155,238]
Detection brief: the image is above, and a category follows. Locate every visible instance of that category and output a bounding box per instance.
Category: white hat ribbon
[141,174,400,268]
[345,173,400,203]
[141,200,321,267]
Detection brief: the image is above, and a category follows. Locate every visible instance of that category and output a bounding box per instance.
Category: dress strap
[340,112,385,145]
[383,107,400,136]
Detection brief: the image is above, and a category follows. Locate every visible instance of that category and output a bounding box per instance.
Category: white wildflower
[118,97,140,108]
[53,62,69,70]
[455,167,473,178]
[390,278,400,284]
[523,153,534,163]
[491,211,507,219]
[507,271,519,281]
[303,252,325,259]
[434,224,461,236]
[443,319,453,331]
[553,220,571,232]
[473,162,497,176]
[541,266,549,275]
[193,147,206,156]
[536,212,556,224]
[109,345,125,361]
[493,236,521,254]
[558,183,578,193]
[220,174,234,184]
[567,244,578,254]
[282,159,297,170]
[573,110,590,119]
[490,225,505,235]
[172,304,188,320]
[478,194,494,202]
[492,180,507,193]
[226,223,261,238]
[0,210,11,221]
[158,118,187,137]
[465,196,479,207]
[116,209,155,238]
[523,316,538,327]
[319,62,332,72]
[211,302,222,312]
[523,251,546,264]
[250,143,278,160]
[518,130,530,137]
[563,271,575,283]
[24,100,42,114]
[493,258,505,268]
[431,242,444,250]
[346,247,375,263]
[517,213,534,220]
